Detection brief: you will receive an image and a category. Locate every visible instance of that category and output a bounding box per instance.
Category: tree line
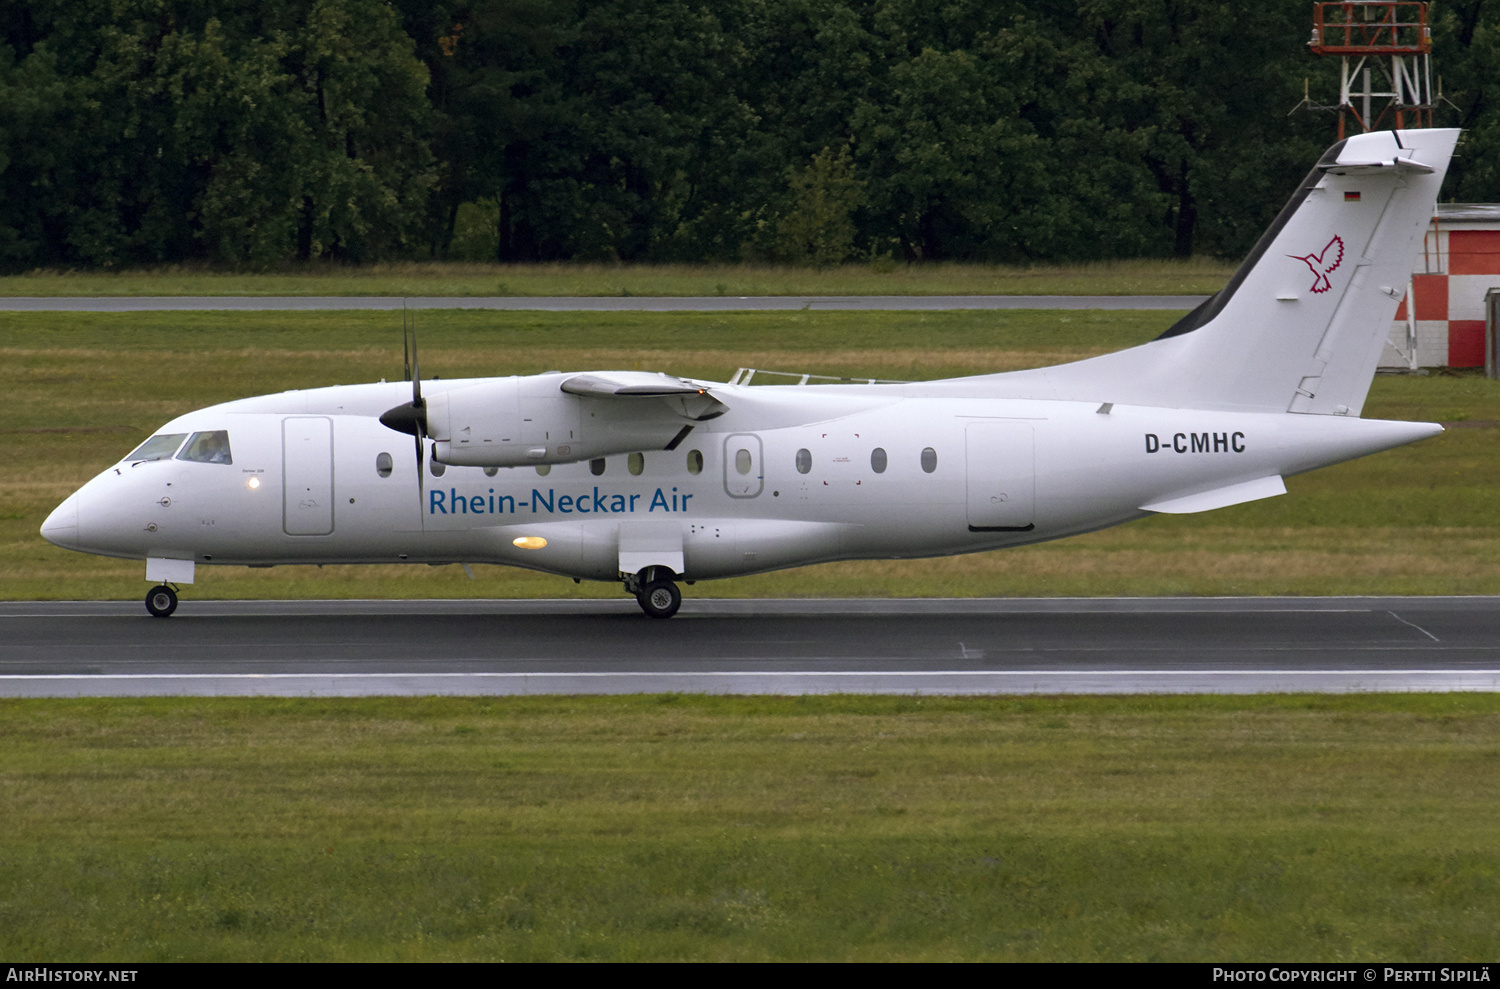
[2,0,1497,271]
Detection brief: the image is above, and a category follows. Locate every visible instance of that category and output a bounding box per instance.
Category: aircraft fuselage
[43,377,1437,584]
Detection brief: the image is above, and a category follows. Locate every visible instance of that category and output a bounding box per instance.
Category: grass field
[2,694,1497,961]
[4,308,1498,963]
[4,307,1499,600]
[0,259,1234,298]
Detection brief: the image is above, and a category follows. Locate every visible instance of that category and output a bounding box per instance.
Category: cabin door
[965,421,1035,531]
[283,416,335,535]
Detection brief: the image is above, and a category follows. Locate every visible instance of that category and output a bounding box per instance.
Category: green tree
[776,145,864,265]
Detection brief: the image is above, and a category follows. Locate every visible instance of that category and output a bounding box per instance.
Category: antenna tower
[1306,2,1435,138]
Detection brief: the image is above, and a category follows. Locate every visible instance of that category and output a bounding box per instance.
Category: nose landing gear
[145,584,179,618]
[625,567,682,619]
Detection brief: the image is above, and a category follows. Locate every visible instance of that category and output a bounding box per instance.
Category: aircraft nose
[40,493,80,549]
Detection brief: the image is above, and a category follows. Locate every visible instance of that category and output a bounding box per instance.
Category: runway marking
[0,607,1387,618]
[1387,611,1441,642]
[4,670,1499,681]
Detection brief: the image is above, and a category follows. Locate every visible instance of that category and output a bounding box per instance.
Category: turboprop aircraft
[41,128,1459,618]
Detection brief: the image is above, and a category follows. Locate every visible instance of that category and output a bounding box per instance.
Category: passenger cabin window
[871,447,888,473]
[921,447,938,473]
[484,467,498,477]
[126,433,188,463]
[735,448,753,475]
[628,452,644,476]
[429,445,446,478]
[536,464,551,476]
[376,452,393,478]
[177,430,233,465]
[590,458,606,476]
[687,450,704,475]
[796,448,812,474]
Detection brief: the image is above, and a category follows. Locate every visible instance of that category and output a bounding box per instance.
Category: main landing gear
[145,584,179,618]
[626,567,682,619]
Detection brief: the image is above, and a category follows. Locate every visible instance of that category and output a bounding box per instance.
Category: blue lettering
[532,488,553,513]
[559,495,573,513]
[576,493,590,513]
[496,495,515,513]
[682,493,692,511]
[611,494,626,512]
[649,488,670,512]
[430,490,447,514]
[630,494,640,512]
[594,487,607,512]
[452,488,466,513]
[471,496,485,514]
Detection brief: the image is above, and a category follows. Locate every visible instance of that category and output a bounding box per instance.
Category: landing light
[513,536,548,550]
[247,477,261,489]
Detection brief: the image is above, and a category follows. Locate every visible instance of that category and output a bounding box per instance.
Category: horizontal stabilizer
[1140,475,1286,514]
[1319,132,1434,174]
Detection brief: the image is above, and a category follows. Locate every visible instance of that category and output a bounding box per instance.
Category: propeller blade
[415,434,425,507]
[410,310,422,409]
[402,302,411,382]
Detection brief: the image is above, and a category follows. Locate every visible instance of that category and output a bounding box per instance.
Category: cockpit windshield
[177,430,233,465]
[124,433,188,463]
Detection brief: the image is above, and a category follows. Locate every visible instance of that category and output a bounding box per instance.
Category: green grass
[0,259,1233,297]
[1,694,1497,961]
[4,308,1499,600]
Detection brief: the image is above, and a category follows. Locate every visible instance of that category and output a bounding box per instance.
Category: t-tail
[984,128,1460,416]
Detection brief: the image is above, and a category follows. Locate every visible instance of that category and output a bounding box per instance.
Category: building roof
[1437,203,1500,223]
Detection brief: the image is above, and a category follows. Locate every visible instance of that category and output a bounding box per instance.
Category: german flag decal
[1345,191,1361,202]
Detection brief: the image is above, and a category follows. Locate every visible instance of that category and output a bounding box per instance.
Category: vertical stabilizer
[975,129,1458,415]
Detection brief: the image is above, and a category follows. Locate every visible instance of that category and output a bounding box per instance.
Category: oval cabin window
[921,447,937,474]
[628,452,644,476]
[687,450,704,475]
[871,448,887,473]
[796,448,812,474]
[735,448,753,475]
[375,452,393,478]
[590,458,606,476]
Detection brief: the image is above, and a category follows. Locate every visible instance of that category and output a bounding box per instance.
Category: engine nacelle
[426,373,720,467]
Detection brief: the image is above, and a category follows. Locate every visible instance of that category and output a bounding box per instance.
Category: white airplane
[41,128,1458,618]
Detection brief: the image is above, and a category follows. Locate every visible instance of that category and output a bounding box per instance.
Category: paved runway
[0,294,1207,312]
[2,597,1496,697]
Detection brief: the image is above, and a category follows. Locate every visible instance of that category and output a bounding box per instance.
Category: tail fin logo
[1289,235,1345,294]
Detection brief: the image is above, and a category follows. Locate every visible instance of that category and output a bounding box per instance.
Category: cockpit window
[125,433,188,463]
[177,430,233,465]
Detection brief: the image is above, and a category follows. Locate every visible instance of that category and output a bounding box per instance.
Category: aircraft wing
[561,372,727,420]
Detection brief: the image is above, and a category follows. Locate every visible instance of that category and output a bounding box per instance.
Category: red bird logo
[1289,235,1344,294]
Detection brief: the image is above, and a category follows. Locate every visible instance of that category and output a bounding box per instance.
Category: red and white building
[1381,203,1500,369]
